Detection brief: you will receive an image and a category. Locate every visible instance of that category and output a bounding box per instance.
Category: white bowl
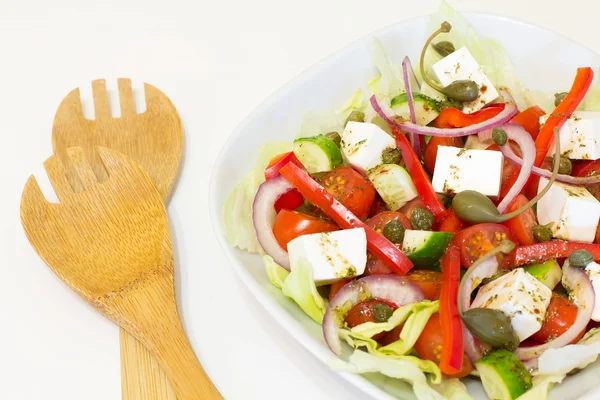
[209,12,600,400]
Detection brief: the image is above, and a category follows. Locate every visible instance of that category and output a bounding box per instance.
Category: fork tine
[67,147,98,188]
[20,175,51,222]
[92,79,111,119]
[118,78,136,115]
[43,154,79,200]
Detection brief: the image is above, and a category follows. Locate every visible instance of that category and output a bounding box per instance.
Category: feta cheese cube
[341,121,396,173]
[432,47,499,113]
[431,146,503,197]
[544,111,600,160]
[287,228,367,286]
[471,268,552,342]
[537,178,600,242]
[585,261,600,322]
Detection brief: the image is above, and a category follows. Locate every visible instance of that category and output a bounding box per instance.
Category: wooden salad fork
[20,147,222,400]
[52,78,182,399]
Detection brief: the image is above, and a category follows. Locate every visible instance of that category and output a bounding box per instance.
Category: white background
[2,0,600,399]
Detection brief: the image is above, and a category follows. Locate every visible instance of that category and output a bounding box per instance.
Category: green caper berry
[411,208,434,231]
[325,131,341,147]
[371,116,392,135]
[532,225,553,243]
[492,128,508,146]
[438,98,463,111]
[461,308,518,348]
[381,147,401,165]
[442,80,479,102]
[345,110,365,126]
[554,92,569,107]
[552,156,572,175]
[372,303,394,323]
[431,41,456,57]
[383,220,405,244]
[569,249,594,268]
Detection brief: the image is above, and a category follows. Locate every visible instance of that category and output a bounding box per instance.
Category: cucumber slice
[367,164,418,211]
[525,259,562,289]
[293,135,342,174]
[391,92,440,126]
[402,230,453,269]
[475,350,532,400]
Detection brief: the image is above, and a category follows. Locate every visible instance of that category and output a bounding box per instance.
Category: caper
[532,225,553,242]
[325,131,341,147]
[554,92,568,107]
[372,303,394,323]
[553,156,572,175]
[442,80,480,102]
[461,308,519,349]
[492,128,508,146]
[411,208,434,231]
[383,220,405,244]
[345,110,365,126]
[569,249,594,268]
[371,116,392,135]
[438,98,463,111]
[381,147,401,165]
[432,41,456,57]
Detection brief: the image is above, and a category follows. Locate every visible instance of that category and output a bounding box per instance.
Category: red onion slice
[252,176,294,270]
[401,56,419,155]
[371,89,518,137]
[463,325,485,363]
[323,275,425,355]
[479,124,535,213]
[515,265,595,360]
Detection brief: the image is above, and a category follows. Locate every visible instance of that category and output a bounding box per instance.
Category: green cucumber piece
[367,164,418,211]
[475,350,532,400]
[391,92,440,126]
[402,230,453,269]
[525,259,562,289]
[293,135,342,174]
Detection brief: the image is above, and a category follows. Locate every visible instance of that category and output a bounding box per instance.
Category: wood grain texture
[20,148,222,400]
[52,78,182,399]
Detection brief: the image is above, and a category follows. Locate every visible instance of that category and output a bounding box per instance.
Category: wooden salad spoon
[52,78,182,399]
[20,147,222,400]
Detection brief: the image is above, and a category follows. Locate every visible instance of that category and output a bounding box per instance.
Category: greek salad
[223,2,600,399]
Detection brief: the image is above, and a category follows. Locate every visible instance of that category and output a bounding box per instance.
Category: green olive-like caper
[411,208,434,231]
[325,131,341,147]
[553,156,572,175]
[492,128,508,146]
[381,147,402,165]
[372,303,394,323]
[532,225,553,242]
[555,92,569,107]
[442,80,480,102]
[383,220,405,244]
[371,116,392,135]
[461,308,519,349]
[432,41,456,57]
[345,110,365,126]
[569,249,594,268]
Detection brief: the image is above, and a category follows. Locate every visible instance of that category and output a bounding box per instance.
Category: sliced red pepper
[279,162,414,274]
[394,129,447,222]
[265,151,305,212]
[510,106,546,139]
[514,240,600,266]
[439,242,463,374]
[432,104,505,129]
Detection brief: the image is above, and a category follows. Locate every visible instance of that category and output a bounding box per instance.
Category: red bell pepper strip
[534,67,594,167]
[510,105,546,139]
[394,129,447,222]
[432,103,505,129]
[265,152,305,212]
[279,162,414,274]
[514,240,600,266]
[439,242,463,374]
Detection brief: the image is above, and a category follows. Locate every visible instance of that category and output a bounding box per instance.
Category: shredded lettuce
[431,378,474,400]
[515,375,564,400]
[371,38,405,98]
[281,258,327,324]
[582,69,600,111]
[223,142,292,253]
[263,255,289,289]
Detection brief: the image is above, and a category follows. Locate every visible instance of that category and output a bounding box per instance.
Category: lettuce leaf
[516,375,564,400]
[263,255,289,289]
[371,38,405,98]
[582,69,600,111]
[222,142,292,253]
[431,378,474,400]
[281,258,327,324]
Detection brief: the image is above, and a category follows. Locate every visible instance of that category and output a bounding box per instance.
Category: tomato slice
[413,313,474,378]
[530,294,585,344]
[486,143,521,200]
[572,159,600,201]
[320,166,376,220]
[399,198,427,220]
[329,279,352,301]
[456,223,518,268]
[366,211,412,234]
[272,210,338,250]
[438,208,467,233]
[501,194,538,246]
[405,270,443,300]
[510,106,546,139]
[345,299,398,341]
[368,194,389,218]
[424,136,462,174]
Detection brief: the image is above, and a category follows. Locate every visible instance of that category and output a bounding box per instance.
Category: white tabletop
[2,0,599,398]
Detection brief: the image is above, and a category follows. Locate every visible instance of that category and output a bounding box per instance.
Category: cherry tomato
[364,258,394,276]
[366,211,412,234]
[456,223,518,268]
[379,324,403,346]
[531,294,585,344]
[501,194,537,246]
[572,159,600,201]
[438,208,467,233]
[329,279,352,301]
[368,194,389,218]
[595,223,600,244]
[265,152,305,212]
[486,144,521,199]
[399,198,427,220]
[405,270,443,300]
[272,210,338,250]
[345,299,398,341]
[510,106,546,139]
[413,313,474,378]
[424,137,462,174]
[321,166,376,220]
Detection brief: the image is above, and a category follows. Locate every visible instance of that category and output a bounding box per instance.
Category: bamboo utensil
[20,147,222,400]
